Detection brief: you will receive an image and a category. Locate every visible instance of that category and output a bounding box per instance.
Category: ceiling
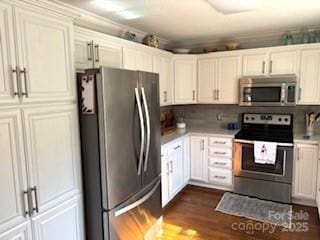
[60,0,320,44]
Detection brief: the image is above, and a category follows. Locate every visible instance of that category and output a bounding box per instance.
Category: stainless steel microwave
[239,75,297,106]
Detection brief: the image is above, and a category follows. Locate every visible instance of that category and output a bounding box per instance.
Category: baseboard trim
[292,197,317,207]
[188,181,234,192]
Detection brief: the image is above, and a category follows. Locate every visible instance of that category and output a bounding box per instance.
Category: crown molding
[50,0,171,49]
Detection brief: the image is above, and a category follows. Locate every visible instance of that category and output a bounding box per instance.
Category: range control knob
[278,118,282,122]
[251,117,255,120]
[284,118,289,122]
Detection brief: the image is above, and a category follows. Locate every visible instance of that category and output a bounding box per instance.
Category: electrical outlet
[217,113,223,120]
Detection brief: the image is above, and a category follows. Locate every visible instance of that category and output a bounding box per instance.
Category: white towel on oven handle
[254,141,277,164]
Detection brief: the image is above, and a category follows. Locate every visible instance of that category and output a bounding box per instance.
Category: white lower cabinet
[190,136,208,182]
[32,196,83,240]
[0,221,32,240]
[293,143,318,200]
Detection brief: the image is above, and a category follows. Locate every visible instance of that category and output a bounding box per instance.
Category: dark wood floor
[161,185,320,240]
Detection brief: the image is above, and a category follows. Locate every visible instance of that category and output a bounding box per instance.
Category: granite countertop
[161,127,239,145]
[161,128,320,146]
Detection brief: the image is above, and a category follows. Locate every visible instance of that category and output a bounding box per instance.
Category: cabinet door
[217,56,240,104]
[242,53,268,76]
[299,50,320,104]
[22,105,81,213]
[269,51,297,75]
[153,55,173,106]
[174,59,197,104]
[32,196,83,240]
[0,221,32,240]
[0,110,28,233]
[190,136,208,182]
[14,7,75,103]
[198,59,217,103]
[122,47,137,70]
[93,41,122,69]
[74,39,93,70]
[0,3,19,105]
[293,144,318,200]
[161,146,169,207]
[168,140,184,198]
[136,51,152,72]
[183,136,190,184]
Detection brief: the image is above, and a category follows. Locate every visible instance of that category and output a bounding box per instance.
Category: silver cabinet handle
[23,189,31,217]
[214,141,226,144]
[135,88,145,175]
[87,41,93,61]
[12,67,20,97]
[269,60,273,73]
[217,89,219,100]
[141,87,151,172]
[214,175,226,179]
[31,186,39,213]
[170,161,173,173]
[166,162,169,175]
[20,68,28,97]
[94,44,99,63]
[299,87,302,100]
[192,90,195,101]
[262,61,265,74]
[214,151,226,155]
[214,162,226,166]
[174,145,181,150]
[296,148,300,161]
[163,91,167,102]
[201,139,205,150]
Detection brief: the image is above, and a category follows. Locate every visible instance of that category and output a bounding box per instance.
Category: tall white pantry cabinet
[0,1,83,240]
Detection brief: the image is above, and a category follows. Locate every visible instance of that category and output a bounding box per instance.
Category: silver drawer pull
[214,162,226,165]
[174,145,181,150]
[214,175,226,179]
[213,141,226,144]
[214,151,226,155]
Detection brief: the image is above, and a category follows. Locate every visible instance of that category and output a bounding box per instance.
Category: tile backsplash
[161,104,320,134]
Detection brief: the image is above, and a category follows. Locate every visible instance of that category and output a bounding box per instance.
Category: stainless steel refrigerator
[77,67,162,240]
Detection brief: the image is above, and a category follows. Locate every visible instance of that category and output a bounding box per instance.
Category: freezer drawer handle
[114,180,160,217]
[135,88,145,175]
[141,87,151,172]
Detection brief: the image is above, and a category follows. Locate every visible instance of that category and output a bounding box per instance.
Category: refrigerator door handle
[141,87,151,172]
[135,88,145,175]
[114,180,160,217]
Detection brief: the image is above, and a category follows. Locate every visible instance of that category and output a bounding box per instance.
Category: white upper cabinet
[0,3,18,105]
[293,144,318,200]
[153,54,173,106]
[299,49,320,104]
[74,39,93,70]
[0,110,28,233]
[242,52,268,76]
[123,47,152,72]
[190,136,208,182]
[93,40,122,69]
[14,7,75,103]
[198,59,217,103]
[198,56,240,104]
[269,50,297,75]
[174,56,197,104]
[22,105,81,213]
[217,56,241,103]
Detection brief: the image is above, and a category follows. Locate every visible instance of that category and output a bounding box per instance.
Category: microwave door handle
[135,88,145,176]
[141,87,151,172]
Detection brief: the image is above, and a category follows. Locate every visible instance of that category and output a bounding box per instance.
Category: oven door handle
[234,139,293,147]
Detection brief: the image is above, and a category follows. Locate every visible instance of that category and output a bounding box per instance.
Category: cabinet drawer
[208,157,232,170]
[208,147,232,158]
[208,168,233,185]
[209,137,233,148]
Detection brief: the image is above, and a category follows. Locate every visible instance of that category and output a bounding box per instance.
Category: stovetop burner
[235,113,294,143]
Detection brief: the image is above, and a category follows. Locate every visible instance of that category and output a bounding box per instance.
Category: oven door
[234,141,293,183]
[240,83,285,106]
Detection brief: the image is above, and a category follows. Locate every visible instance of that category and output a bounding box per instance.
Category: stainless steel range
[234,113,294,203]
